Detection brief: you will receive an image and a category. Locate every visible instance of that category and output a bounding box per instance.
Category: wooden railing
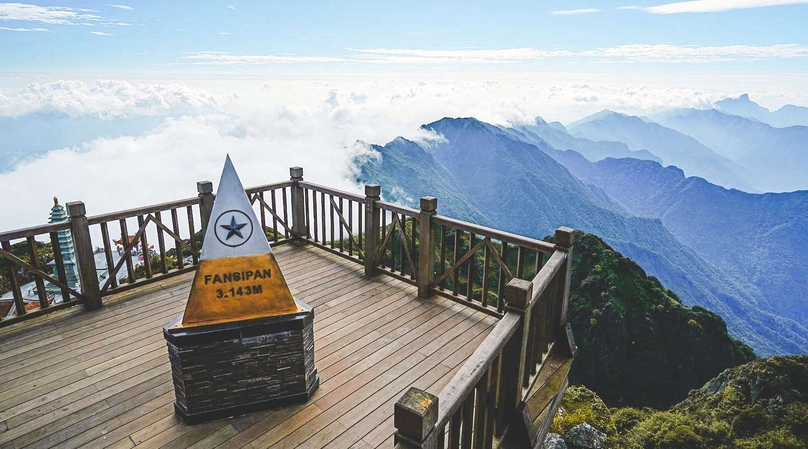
[0,219,89,326]
[392,228,576,449]
[86,196,203,296]
[299,180,366,265]
[0,165,577,445]
[0,175,296,327]
[246,180,295,246]
[426,214,557,317]
[357,188,562,318]
[373,200,420,285]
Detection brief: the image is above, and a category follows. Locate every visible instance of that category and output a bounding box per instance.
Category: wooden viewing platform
[0,169,576,449]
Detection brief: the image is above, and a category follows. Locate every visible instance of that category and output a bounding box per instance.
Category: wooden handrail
[245,180,293,195]
[432,214,556,254]
[528,251,566,308]
[376,200,419,217]
[87,196,200,225]
[0,221,71,242]
[298,180,365,203]
[436,312,521,430]
[394,226,576,448]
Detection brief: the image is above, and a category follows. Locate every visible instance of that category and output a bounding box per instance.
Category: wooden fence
[392,228,576,449]
[0,219,88,325]
[0,167,577,447]
[0,176,294,327]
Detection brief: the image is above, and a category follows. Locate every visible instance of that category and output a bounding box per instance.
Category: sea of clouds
[0,77,804,231]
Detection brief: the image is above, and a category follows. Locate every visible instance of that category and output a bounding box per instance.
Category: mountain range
[716,93,808,128]
[355,116,808,355]
[566,110,757,192]
[652,108,808,193]
[553,152,808,330]
[506,117,661,164]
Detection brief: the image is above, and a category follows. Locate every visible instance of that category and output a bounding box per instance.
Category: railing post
[66,201,102,310]
[554,226,575,356]
[364,184,381,277]
[497,278,532,435]
[394,387,439,449]
[417,196,437,298]
[197,181,214,236]
[290,167,307,244]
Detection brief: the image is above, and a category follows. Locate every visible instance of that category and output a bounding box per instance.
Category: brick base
[163,299,318,424]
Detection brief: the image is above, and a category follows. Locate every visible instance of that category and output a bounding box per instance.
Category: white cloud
[355,45,808,64]
[0,77,804,233]
[90,30,112,35]
[182,44,808,66]
[0,79,224,119]
[184,51,349,65]
[107,4,133,10]
[0,25,51,31]
[0,3,101,25]
[227,5,236,10]
[581,43,808,62]
[349,47,575,63]
[632,0,808,13]
[185,48,572,65]
[551,8,601,15]
[0,111,378,233]
[217,31,230,35]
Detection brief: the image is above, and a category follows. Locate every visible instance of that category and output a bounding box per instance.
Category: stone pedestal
[163,299,318,424]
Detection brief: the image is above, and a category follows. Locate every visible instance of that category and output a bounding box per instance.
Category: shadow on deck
[0,245,498,449]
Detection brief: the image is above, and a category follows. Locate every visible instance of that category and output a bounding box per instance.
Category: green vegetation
[547,232,803,448]
[551,356,808,448]
[551,386,616,437]
[558,231,754,409]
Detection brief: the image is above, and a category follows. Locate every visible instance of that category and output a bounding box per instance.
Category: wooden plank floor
[0,244,497,449]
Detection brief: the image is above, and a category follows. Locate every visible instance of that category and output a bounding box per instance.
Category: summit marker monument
[163,156,318,424]
[182,156,300,326]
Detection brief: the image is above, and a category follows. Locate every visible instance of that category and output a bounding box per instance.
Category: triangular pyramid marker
[181,155,299,327]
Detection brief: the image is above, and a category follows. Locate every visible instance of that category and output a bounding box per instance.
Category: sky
[1,0,808,80]
[1,0,807,230]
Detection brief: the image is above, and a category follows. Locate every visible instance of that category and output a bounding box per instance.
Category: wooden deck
[0,244,498,449]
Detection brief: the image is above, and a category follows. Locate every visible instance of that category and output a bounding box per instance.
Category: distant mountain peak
[513,116,569,133]
[423,117,516,144]
[716,93,767,108]
[424,116,482,127]
[567,110,628,130]
[547,121,568,133]
[592,109,623,118]
[714,94,808,127]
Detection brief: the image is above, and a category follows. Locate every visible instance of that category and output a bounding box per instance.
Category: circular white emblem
[214,210,254,247]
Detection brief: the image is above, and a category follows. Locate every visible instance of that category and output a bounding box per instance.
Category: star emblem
[220,216,248,240]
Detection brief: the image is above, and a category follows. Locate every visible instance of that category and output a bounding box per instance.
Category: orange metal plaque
[181,253,299,327]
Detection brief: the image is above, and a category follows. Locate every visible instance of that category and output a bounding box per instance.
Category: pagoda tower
[48,197,79,291]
